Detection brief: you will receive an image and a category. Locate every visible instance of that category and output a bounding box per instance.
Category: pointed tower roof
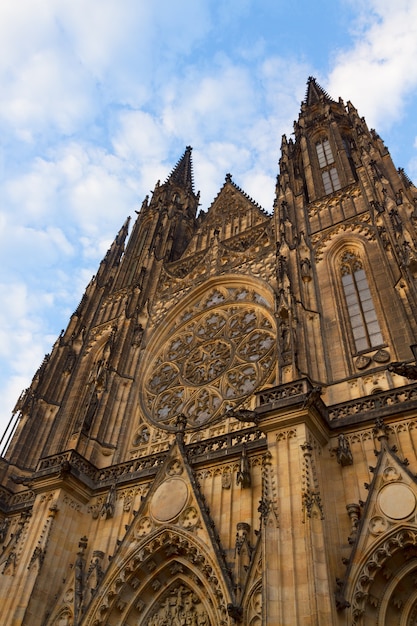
[165,145,195,193]
[304,76,335,106]
[104,216,130,261]
[115,215,131,245]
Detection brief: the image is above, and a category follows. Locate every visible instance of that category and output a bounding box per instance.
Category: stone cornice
[0,429,266,513]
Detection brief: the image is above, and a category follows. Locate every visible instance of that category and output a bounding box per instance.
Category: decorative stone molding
[336,433,353,466]
[82,528,232,626]
[328,383,417,421]
[141,286,276,431]
[301,442,324,521]
[312,212,376,263]
[349,528,417,624]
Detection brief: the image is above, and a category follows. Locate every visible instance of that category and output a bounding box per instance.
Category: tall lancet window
[341,251,383,352]
[316,138,341,194]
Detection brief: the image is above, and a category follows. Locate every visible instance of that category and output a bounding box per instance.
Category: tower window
[322,168,341,194]
[316,139,341,194]
[316,139,334,167]
[340,251,383,352]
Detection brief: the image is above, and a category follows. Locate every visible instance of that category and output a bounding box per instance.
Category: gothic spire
[304,76,334,106]
[165,145,195,192]
[103,216,130,265]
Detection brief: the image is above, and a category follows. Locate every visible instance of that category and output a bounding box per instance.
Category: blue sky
[1,0,417,435]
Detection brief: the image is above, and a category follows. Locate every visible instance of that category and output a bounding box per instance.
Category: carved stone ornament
[146,583,211,625]
[346,503,360,543]
[372,348,390,363]
[355,355,371,370]
[141,286,276,431]
[221,471,231,489]
[336,433,353,467]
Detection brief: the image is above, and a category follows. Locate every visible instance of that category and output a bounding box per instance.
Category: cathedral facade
[1,78,417,625]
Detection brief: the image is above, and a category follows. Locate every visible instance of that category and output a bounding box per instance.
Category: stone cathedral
[1,77,417,626]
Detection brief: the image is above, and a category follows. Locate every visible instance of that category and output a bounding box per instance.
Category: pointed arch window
[340,251,383,352]
[316,138,341,194]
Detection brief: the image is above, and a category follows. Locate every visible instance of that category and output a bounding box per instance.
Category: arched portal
[81,527,232,626]
[347,526,417,625]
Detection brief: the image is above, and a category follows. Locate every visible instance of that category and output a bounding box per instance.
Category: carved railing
[36,450,97,481]
[187,427,266,460]
[257,379,311,406]
[258,379,417,424]
[31,428,265,489]
[327,382,417,421]
[35,448,167,485]
[96,452,166,483]
[9,490,35,507]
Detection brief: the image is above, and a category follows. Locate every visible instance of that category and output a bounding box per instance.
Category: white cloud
[0,0,214,141]
[112,110,170,162]
[328,0,417,130]
[1,48,94,138]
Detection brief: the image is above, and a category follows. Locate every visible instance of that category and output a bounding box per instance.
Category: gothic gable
[162,177,273,285]
[339,424,417,624]
[201,176,270,237]
[77,432,237,625]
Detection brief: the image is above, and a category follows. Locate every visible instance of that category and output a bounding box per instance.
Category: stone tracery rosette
[141,285,276,431]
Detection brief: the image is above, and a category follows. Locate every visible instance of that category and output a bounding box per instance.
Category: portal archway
[82,527,232,625]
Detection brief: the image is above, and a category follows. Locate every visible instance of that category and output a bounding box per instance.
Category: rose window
[141,287,276,430]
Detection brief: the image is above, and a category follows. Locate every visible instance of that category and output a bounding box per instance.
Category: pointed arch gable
[345,525,417,625]
[82,527,232,626]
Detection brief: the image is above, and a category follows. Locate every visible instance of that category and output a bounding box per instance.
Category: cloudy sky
[1,0,417,437]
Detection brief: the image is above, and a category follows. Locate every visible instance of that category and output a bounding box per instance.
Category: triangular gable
[203,176,269,230]
[338,430,417,623]
[164,178,272,280]
[78,427,239,625]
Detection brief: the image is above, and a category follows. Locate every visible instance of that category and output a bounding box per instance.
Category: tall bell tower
[275,77,417,394]
[2,146,200,471]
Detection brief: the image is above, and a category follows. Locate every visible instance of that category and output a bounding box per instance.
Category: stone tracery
[141,287,276,430]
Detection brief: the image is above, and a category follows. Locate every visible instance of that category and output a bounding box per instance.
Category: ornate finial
[175,413,187,444]
[225,173,232,183]
[336,433,353,467]
[165,147,195,191]
[175,413,187,431]
[373,417,389,443]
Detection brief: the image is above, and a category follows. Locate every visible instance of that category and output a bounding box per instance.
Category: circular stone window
[141,286,276,431]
